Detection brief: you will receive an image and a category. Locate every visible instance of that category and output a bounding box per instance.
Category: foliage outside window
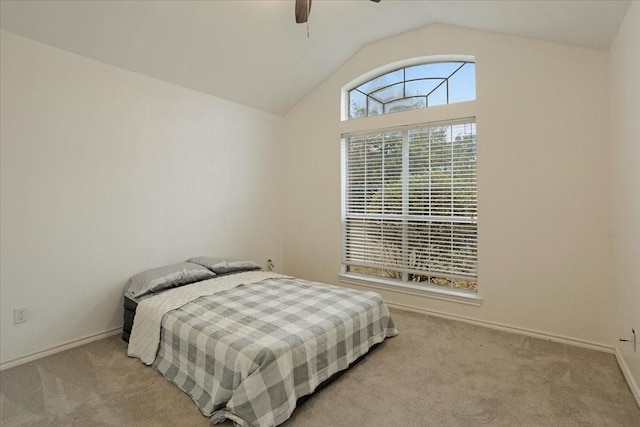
[342,119,477,292]
[348,62,475,119]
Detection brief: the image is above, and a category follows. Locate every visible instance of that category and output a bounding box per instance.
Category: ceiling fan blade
[295,0,311,24]
[295,0,378,25]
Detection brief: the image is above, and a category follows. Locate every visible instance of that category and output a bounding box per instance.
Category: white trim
[615,348,640,408]
[341,116,475,138]
[339,273,482,307]
[339,100,476,136]
[0,326,123,371]
[385,301,614,354]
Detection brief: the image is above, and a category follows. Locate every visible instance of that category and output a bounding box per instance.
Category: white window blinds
[342,118,477,290]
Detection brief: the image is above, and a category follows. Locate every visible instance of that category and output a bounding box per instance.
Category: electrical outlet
[13,307,27,324]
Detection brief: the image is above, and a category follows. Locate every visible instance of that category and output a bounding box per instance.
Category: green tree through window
[343,120,477,292]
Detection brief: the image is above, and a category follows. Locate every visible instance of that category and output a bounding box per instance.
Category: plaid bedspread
[152,277,398,427]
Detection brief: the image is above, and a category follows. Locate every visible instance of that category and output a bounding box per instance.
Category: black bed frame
[122,295,137,342]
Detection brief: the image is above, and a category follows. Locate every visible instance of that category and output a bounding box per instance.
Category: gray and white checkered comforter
[151,277,398,427]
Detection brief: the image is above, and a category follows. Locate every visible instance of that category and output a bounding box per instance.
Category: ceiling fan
[295,0,381,24]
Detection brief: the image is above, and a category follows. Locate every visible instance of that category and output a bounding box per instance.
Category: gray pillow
[187,257,261,275]
[125,262,216,298]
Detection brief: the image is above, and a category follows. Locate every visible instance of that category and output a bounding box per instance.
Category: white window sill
[338,273,482,307]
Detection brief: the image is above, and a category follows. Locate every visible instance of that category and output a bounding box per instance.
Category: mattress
[125,272,397,427]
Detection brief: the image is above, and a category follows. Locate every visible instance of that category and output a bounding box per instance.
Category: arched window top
[347,60,475,120]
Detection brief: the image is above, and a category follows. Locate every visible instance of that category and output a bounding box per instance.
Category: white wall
[610,1,640,397]
[0,31,283,365]
[282,24,614,348]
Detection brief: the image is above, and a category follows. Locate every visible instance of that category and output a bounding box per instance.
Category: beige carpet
[1,309,638,426]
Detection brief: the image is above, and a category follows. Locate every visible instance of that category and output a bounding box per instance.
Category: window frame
[348,62,475,119]
[339,56,481,306]
[341,55,476,122]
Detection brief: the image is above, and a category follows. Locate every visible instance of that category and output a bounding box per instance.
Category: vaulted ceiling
[0,0,631,115]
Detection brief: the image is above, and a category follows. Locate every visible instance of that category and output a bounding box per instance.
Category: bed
[123,258,398,427]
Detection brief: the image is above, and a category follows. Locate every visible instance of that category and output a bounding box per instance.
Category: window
[341,119,477,293]
[348,62,475,119]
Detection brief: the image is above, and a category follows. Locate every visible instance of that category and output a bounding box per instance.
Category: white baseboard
[0,326,123,371]
[386,301,614,354]
[615,348,640,408]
